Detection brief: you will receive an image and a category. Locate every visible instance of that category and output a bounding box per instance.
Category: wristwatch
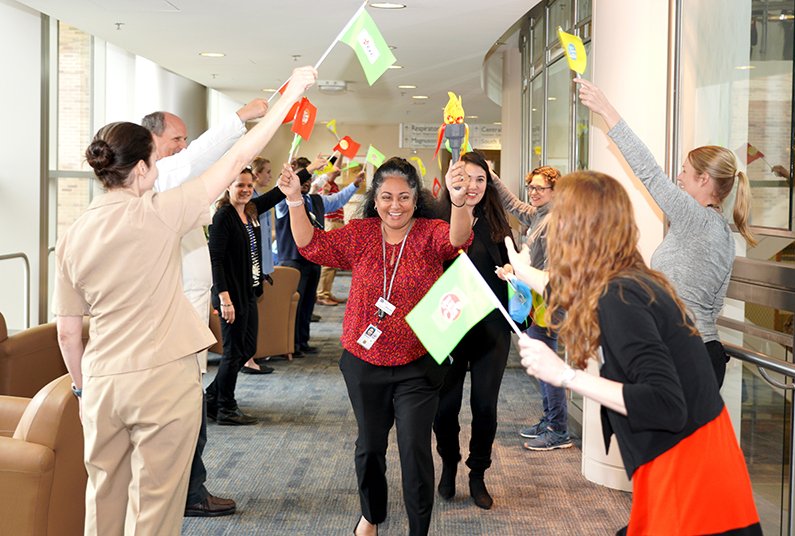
[559,367,576,389]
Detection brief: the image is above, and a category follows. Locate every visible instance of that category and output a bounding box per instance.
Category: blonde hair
[544,171,695,369]
[688,146,756,246]
[251,157,270,175]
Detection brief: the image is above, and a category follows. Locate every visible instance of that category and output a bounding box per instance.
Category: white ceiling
[17,0,537,125]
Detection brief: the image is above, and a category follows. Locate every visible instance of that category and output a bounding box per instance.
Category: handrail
[723,342,795,535]
[0,252,30,330]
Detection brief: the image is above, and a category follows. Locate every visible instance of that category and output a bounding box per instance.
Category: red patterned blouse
[298,217,472,366]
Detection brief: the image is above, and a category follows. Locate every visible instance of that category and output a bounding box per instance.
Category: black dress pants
[433,318,511,475]
[279,259,320,349]
[340,350,449,536]
[206,293,258,412]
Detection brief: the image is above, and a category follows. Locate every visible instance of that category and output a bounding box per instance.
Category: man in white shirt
[144,98,268,518]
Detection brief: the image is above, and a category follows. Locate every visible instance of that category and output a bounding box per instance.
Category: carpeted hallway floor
[183,272,632,535]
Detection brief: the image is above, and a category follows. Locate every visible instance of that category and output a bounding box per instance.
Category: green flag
[406,253,501,364]
[365,145,385,168]
[339,8,396,85]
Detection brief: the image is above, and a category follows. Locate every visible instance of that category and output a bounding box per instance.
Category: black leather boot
[469,474,493,509]
[437,461,457,499]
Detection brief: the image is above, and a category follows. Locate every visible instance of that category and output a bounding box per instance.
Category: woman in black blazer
[433,151,513,509]
[206,168,285,425]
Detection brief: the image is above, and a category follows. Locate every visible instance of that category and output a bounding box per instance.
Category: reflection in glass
[575,42,592,170]
[577,0,592,22]
[532,13,545,62]
[531,74,545,172]
[548,0,572,40]
[547,58,571,175]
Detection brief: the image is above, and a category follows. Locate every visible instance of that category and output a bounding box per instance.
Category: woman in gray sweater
[575,78,756,387]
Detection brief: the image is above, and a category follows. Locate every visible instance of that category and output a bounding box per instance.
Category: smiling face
[676,157,707,200]
[153,113,188,159]
[253,162,272,189]
[463,162,487,208]
[228,171,254,209]
[376,175,416,235]
[527,174,555,207]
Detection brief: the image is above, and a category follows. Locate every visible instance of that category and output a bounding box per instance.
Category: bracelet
[71,383,82,398]
[560,366,576,389]
[220,303,233,308]
[451,200,465,208]
[286,199,303,208]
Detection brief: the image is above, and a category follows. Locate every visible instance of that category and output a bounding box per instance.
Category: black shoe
[310,314,321,322]
[216,407,258,426]
[240,365,274,374]
[300,345,319,354]
[438,461,457,499]
[256,356,286,364]
[469,475,493,509]
[184,495,236,517]
[292,349,305,358]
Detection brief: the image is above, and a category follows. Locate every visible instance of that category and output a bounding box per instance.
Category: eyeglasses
[526,184,553,193]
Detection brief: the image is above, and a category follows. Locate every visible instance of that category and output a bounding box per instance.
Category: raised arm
[197,67,316,204]
[446,160,473,247]
[491,173,536,226]
[574,78,622,130]
[277,163,315,248]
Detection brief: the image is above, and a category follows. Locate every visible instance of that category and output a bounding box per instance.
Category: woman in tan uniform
[53,67,316,536]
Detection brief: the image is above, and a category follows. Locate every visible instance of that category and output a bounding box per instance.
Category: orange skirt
[628,407,762,536]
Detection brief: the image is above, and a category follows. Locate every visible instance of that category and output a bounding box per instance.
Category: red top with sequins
[298,217,472,366]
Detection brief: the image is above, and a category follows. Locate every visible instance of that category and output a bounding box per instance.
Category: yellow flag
[410,157,426,178]
[557,28,586,74]
[319,162,336,174]
[327,119,337,134]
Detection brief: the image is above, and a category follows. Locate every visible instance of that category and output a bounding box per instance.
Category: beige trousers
[82,354,202,536]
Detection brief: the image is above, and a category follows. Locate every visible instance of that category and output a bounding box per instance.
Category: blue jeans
[524,324,567,432]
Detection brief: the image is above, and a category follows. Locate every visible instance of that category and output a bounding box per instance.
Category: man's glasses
[526,184,553,193]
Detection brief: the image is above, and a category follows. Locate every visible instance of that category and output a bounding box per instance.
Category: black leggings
[433,318,511,475]
[206,293,258,412]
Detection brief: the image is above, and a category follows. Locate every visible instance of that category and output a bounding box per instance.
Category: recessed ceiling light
[389,45,397,50]
[387,65,403,69]
[548,97,557,101]
[370,2,406,8]
[412,95,428,99]
[735,65,756,70]
[199,52,225,57]
[261,88,277,92]
[398,85,416,89]
[466,115,478,119]
[493,122,502,125]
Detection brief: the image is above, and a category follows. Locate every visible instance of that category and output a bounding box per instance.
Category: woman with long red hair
[506,171,761,536]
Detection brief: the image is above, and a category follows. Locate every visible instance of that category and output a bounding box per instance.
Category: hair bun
[86,140,115,173]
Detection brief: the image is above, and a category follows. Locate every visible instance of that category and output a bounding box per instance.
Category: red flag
[291,98,317,141]
[432,177,442,198]
[279,84,301,124]
[333,136,361,159]
[746,143,764,165]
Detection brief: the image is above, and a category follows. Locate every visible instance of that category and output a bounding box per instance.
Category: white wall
[0,0,43,331]
[590,0,669,262]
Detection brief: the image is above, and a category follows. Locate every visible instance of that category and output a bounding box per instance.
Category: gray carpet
[183,272,632,535]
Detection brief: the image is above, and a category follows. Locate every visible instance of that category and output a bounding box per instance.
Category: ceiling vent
[317,80,348,95]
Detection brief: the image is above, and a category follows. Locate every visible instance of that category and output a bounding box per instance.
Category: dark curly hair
[360,157,442,220]
[85,122,155,189]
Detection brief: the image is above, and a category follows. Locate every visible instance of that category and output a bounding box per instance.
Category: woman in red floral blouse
[278,157,471,536]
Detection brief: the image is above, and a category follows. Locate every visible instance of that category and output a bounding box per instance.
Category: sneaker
[519,418,549,438]
[523,427,572,451]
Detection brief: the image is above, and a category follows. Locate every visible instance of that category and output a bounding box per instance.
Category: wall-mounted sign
[400,123,502,151]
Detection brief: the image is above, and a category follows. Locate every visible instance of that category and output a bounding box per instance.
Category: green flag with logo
[406,253,500,364]
[339,8,396,85]
[365,145,385,168]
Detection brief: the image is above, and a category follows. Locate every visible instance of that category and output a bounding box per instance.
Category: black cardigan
[209,188,285,307]
[597,275,724,478]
